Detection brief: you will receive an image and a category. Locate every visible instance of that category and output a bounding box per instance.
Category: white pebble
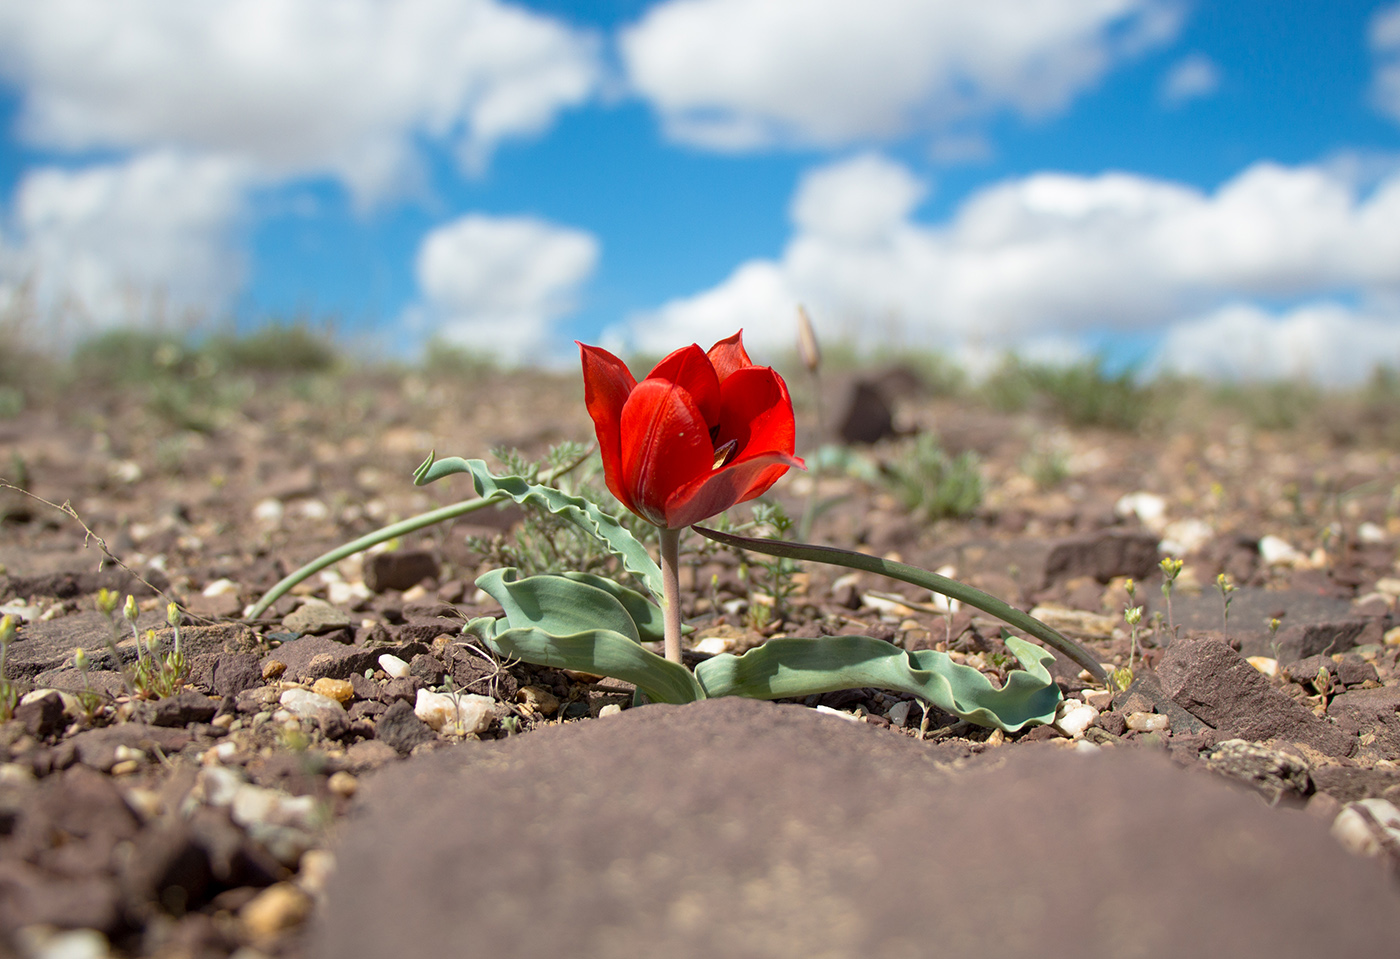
[885,701,913,727]
[414,688,498,734]
[279,688,345,721]
[692,635,735,655]
[253,498,285,524]
[1053,700,1099,739]
[1126,711,1170,732]
[378,654,410,678]
[598,703,623,718]
[1115,491,1167,530]
[14,927,113,959]
[1258,535,1302,567]
[202,578,240,597]
[1331,799,1400,858]
[231,783,319,831]
[813,705,861,722]
[1247,656,1279,678]
[297,499,330,521]
[327,580,371,607]
[1357,521,1387,544]
[195,765,247,806]
[1160,517,1213,556]
[1073,739,1102,755]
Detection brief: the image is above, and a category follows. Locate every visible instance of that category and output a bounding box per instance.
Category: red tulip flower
[578,331,805,530]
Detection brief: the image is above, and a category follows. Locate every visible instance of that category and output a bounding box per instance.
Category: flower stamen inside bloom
[712,438,739,470]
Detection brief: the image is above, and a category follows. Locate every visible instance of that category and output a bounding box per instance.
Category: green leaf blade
[416,455,662,599]
[489,626,705,705]
[694,635,1060,732]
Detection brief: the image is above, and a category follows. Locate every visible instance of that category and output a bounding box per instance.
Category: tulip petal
[645,343,721,426]
[578,342,637,513]
[663,450,806,530]
[706,330,754,382]
[620,377,714,527]
[714,366,796,462]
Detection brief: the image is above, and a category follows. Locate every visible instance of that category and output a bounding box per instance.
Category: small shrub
[205,322,339,373]
[882,434,983,521]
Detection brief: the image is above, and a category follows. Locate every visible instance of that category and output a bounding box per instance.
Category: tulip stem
[659,526,684,664]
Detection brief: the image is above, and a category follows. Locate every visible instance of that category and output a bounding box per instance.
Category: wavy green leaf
[558,571,668,643]
[488,626,705,705]
[694,635,1059,732]
[477,568,643,643]
[416,454,662,599]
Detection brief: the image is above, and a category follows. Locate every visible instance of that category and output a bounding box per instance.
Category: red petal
[663,450,806,529]
[619,377,715,527]
[706,330,754,382]
[713,366,796,462]
[578,342,637,514]
[645,343,721,426]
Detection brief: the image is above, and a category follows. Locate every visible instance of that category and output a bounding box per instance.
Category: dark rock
[270,636,427,682]
[342,739,399,773]
[1110,672,1208,735]
[409,653,446,686]
[376,699,436,755]
[2,609,165,681]
[375,677,420,705]
[281,601,353,636]
[14,690,66,740]
[9,765,139,878]
[1271,620,1373,664]
[396,619,464,644]
[1282,655,1337,687]
[348,700,385,722]
[1336,658,1380,688]
[212,652,264,696]
[1156,637,1355,758]
[1201,739,1312,804]
[152,690,219,727]
[1327,686,1400,760]
[1311,766,1400,803]
[183,591,243,619]
[0,864,123,934]
[1095,710,1128,736]
[365,550,441,593]
[317,697,1400,959]
[448,646,519,700]
[1042,530,1159,586]
[835,379,895,444]
[119,820,213,918]
[187,806,285,888]
[68,724,194,772]
[318,707,351,742]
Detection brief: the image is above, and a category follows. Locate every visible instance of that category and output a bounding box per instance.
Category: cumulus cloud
[1160,53,1220,107]
[408,214,599,363]
[0,151,249,340]
[0,0,600,200]
[617,153,1400,381]
[619,0,1182,150]
[1153,303,1400,385]
[1372,3,1400,123]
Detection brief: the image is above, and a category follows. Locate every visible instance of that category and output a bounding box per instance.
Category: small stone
[297,849,337,896]
[13,928,114,959]
[152,690,219,727]
[364,550,441,593]
[516,685,561,717]
[15,690,67,739]
[241,882,312,938]
[692,635,736,655]
[1259,535,1303,567]
[1126,712,1170,732]
[885,701,913,727]
[414,688,498,735]
[262,660,287,680]
[327,771,358,798]
[202,578,240,597]
[1246,656,1279,678]
[282,600,352,636]
[311,678,354,704]
[1115,491,1167,529]
[279,688,345,722]
[376,699,437,755]
[1081,689,1114,711]
[110,759,141,776]
[598,703,623,718]
[252,498,285,525]
[1331,799,1400,858]
[1053,700,1099,739]
[378,654,410,678]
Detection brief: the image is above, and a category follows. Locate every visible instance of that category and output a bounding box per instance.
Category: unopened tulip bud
[796,305,821,374]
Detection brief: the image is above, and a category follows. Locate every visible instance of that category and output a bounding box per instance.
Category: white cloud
[1153,303,1400,385]
[617,153,1400,382]
[0,151,249,340]
[1371,3,1400,123]
[1160,52,1220,107]
[408,213,599,363]
[619,0,1182,150]
[0,0,600,201]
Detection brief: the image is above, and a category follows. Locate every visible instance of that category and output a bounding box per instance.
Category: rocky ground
[2,355,1399,958]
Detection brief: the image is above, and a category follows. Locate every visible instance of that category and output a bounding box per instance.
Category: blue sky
[2,1,1400,382]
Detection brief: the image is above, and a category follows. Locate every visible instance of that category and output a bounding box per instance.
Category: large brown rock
[316,698,1400,959]
[1155,636,1355,758]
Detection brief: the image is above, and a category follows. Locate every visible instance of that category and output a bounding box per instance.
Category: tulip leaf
[694,635,1060,732]
[416,454,663,599]
[558,571,668,644]
[477,568,643,643]
[487,626,705,705]
[693,525,1108,685]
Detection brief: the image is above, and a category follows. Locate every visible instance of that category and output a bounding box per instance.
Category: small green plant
[739,501,800,629]
[1216,572,1236,640]
[1124,578,1143,674]
[97,592,188,699]
[1159,557,1183,637]
[0,614,17,721]
[71,647,106,722]
[1268,616,1283,661]
[882,434,982,521]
